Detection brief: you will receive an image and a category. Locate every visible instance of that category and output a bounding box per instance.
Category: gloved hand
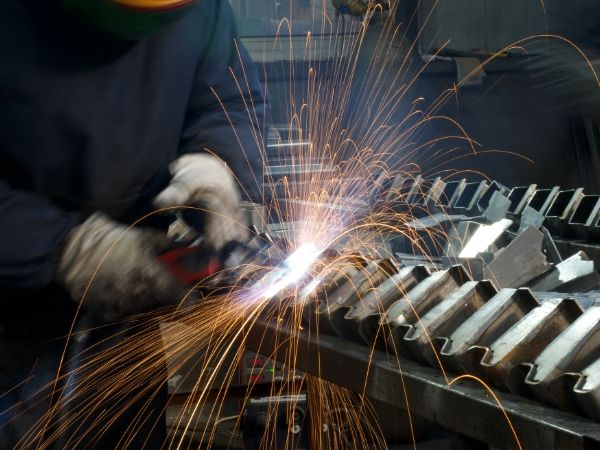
[57,213,186,322]
[154,153,247,250]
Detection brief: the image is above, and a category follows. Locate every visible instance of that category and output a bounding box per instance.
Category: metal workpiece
[517,205,546,232]
[507,184,537,215]
[315,259,399,340]
[524,304,600,413]
[569,195,600,227]
[240,242,288,284]
[477,180,507,211]
[438,288,540,375]
[452,181,488,211]
[566,195,600,241]
[300,257,366,330]
[401,280,497,367]
[444,220,489,258]
[480,298,583,394]
[405,175,425,203]
[527,251,598,293]
[378,176,600,250]
[381,266,471,352]
[438,179,467,207]
[541,225,564,264]
[344,265,431,345]
[482,190,512,223]
[407,177,446,208]
[422,177,446,206]
[545,189,585,237]
[526,187,560,216]
[313,258,374,312]
[546,188,583,219]
[454,218,514,260]
[348,267,430,323]
[572,358,600,421]
[395,213,465,259]
[483,225,549,288]
[306,256,367,301]
[245,319,600,450]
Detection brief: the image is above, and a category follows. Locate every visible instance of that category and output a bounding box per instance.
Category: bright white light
[459,219,512,258]
[256,243,321,300]
[299,276,324,301]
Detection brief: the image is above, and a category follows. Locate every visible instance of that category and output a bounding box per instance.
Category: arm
[179,0,266,202]
[0,179,79,289]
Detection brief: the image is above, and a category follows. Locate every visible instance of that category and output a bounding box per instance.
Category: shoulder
[165,0,237,55]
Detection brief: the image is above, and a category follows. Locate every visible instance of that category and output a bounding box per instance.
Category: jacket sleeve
[0,179,79,289]
[179,1,266,202]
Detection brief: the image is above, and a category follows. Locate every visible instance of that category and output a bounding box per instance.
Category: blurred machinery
[242,394,309,450]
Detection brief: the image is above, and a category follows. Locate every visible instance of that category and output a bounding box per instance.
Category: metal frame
[246,319,600,450]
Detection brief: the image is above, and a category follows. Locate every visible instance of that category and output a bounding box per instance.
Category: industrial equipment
[238,176,600,449]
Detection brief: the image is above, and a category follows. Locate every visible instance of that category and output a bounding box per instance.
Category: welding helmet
[62,0,198,40]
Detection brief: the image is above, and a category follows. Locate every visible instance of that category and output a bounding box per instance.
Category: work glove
[57,213,186,322]
[154,153,247,250]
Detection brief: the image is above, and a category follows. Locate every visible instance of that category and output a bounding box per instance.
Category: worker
[0,0,264,447]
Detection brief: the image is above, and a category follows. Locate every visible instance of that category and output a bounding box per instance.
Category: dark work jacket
[0,0,266,303]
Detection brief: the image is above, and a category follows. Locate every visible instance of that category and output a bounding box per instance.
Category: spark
[253,243,322,300]
[9,1,594,448]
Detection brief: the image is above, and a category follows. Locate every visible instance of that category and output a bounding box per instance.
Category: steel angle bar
[483,225,548,289]
[444,221,484,258]
[245,319,600,450]
[423,177,446,207]
[483,190,512,223]
[507,185,537,215]
[480,298,582,394]
[301,256,366,330]
[573,359,600,421]
[524,304,600,414]
[453,181,488,211]
[382,174,409,203]
[569,196,600,227]
[545,188,585,236]
[438,288,539,374]
[546,189,585,219]
[316,259,398,340]
[382,265,471,354]
[438,179,467,208]
[477,180,507,211]
[568,195,600,240]
[401,280,497,366]
[527,251,598,293]
[518,205,546,232]
[344,265,430,345]
[527,187,560,216]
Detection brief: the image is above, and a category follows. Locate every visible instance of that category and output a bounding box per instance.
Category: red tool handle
[159,245,222,286]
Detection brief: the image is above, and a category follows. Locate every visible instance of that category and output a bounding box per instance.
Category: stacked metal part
[293,176,600,423]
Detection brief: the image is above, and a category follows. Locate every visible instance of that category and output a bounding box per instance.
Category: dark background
[234,0,600,192]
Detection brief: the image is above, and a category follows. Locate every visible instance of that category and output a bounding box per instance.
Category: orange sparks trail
[8,1,600,449]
